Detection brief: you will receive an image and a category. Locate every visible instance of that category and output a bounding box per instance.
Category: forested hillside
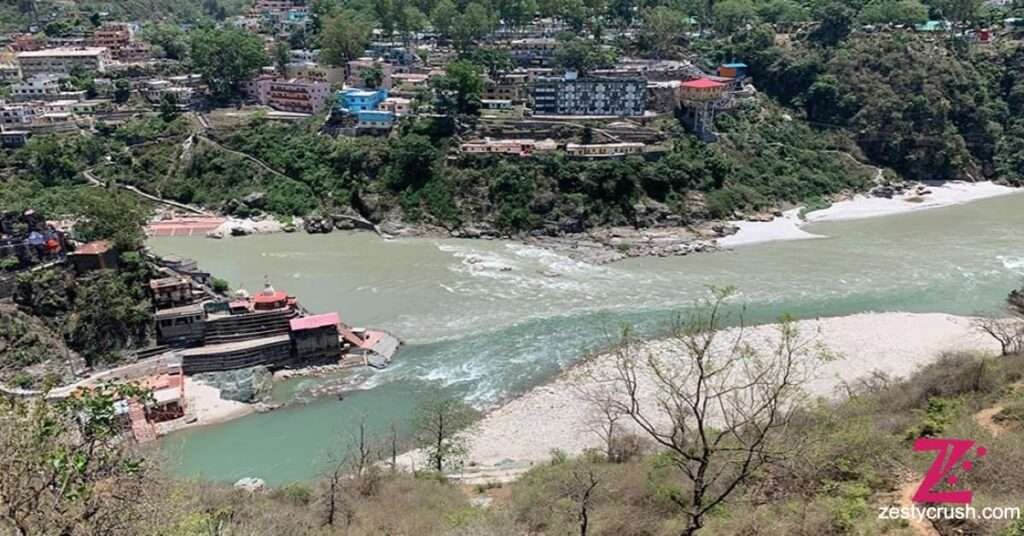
[0,0,248,32]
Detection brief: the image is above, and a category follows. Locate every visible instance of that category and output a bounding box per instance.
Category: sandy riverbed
[440,312,999,475]
[720,181,1021,249]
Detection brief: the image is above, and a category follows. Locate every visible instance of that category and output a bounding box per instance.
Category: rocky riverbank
[183,180,1021,265]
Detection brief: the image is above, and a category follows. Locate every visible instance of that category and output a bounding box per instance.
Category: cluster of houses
[0,22,165,146]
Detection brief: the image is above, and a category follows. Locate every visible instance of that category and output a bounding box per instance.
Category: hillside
[0,0,249,32]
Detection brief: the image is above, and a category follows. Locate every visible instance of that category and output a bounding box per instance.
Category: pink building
[242,76,331,114]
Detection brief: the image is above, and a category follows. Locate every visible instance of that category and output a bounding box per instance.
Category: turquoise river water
[149,193,1024,484]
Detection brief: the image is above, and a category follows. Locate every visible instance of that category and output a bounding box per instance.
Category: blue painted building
[336,88,388,112]
[355,110,395,129]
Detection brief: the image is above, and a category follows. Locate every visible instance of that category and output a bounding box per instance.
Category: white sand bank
[452,313,998,473]
[717,208,822,248]
[720,181,1020,249]
[806,181,1019,223]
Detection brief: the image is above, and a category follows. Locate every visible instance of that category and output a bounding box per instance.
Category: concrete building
[290,312,341,362]
[337,88,388,112]
[244,76,332,114]
[0,64,20,82]
[11,75,62,101]
[355,110,395,130]
[503,38,558,66]
[155,304,206,346]
[149,276,194,309]
[532,73,646,117]
[481,99,513,110]
[0,104,34,128]
[484,73,528,103]
[143,80,195,109]
[0,128,30,149]
[16,47,111,76]
[461,138,557,157]
[69,240,118,273]
[378,96,412,115]
[92,22,132,51]
[565,142,645,158]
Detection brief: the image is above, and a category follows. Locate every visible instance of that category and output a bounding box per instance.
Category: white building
[0,104,34,128]
[16,47,111,76]
[11,75,62,101]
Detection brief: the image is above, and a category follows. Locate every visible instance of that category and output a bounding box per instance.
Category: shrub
[211,278,230,293]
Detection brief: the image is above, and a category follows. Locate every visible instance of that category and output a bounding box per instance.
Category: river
[149,193,1024,484]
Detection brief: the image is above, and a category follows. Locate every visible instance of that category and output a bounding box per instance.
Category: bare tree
[567,466,600,536]
[976,316,1024,356]
[412,390,476,473]
[606,289,825,536]
[578,385,625,462]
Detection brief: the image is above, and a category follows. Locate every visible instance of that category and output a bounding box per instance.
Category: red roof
[682,78,725,89]
[74,240,113,255]
[290,312,340,331]
[253,290,288,304]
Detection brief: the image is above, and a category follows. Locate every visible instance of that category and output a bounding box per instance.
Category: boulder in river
[234,477,265,493]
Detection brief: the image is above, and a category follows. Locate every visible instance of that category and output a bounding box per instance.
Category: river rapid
[149,193,1024,484]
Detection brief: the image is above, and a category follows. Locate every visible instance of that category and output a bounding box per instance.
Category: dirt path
[898,480,941,536]
[974,406,1007,437]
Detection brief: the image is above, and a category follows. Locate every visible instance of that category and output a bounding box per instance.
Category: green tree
[113,78,131,103]
[927,0,982,23]
[430,60,484,115]
[496,0,539,29]
[141,23,189,60]
[641,6,690,57]
[159,92,181,122]
[398,5,429,41]
[74,190,150,252]
[809,2,853,47]
[274,40,291,76]
[66,271,152,362]
[387,133,438,189]
[430,0,459,37]
[858,0,929,25]
[451,2,495,50]
[320,9,372,66]
[189,27,267,100]
[713,0,759,33]
[462,48,514,77]
[362,64,384,88]
[412,392,476,473]
[554,38,617,75]
[0,384,156,535]
[756,0,808,23]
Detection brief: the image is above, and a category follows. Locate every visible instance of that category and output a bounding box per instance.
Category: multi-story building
[532,73,646,117]
[16,47,110,76]
[9,33,46,52]
[484,73,528,103]
[244,76,331,114]
[92,22,132,50]
[0,127,30,149]
[336,88,388,113]
[378,97,412,116]
[11,75,62,101]
[502,38,558,67]
[0,104,34,128]
[144,80,195,110]
[0,64,20,82]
